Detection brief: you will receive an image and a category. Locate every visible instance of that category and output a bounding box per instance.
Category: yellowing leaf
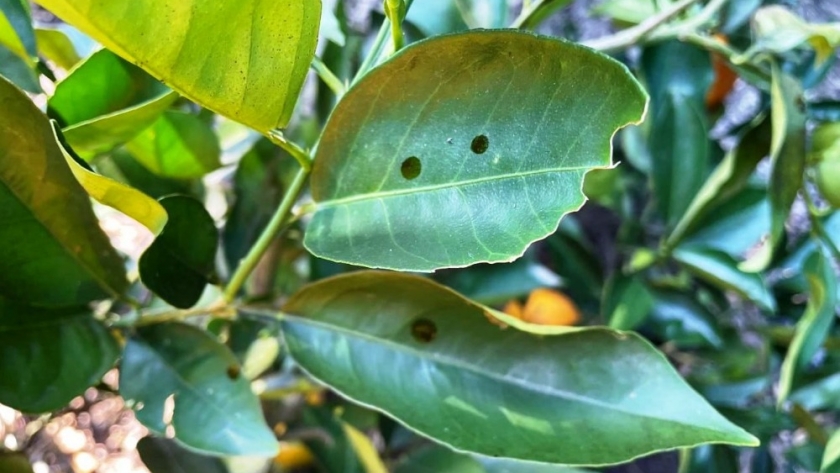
[52,122,168,235]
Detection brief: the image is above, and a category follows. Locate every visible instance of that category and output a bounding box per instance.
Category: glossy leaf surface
[0,299,118,412]
[306,30,647,271]
[121,323,278,456]
[139,196,217,309]
[35,0,321,131]
[282,271,757,466]
[0,75,126,306]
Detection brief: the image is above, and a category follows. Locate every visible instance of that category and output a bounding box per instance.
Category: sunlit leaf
[35,0,321,131]
[52,122,168,235]
[306,30,647,271]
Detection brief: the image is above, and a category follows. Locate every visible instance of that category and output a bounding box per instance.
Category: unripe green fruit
[816,156,840,208]
[811,123,840,208]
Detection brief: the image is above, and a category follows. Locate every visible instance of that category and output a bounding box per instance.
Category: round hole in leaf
[471,134,489,154]
[226,364,241,380]
[411,318,437,343]
[401,156,422,180]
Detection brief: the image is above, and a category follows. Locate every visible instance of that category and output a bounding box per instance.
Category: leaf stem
[311,57,346,98]
[583,0,699,52]
[267,129,312,172]
[352,0,414,86]
[223,166,310,303]
[384,0,406,52]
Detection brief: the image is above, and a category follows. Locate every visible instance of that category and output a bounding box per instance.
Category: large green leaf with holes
[280,271,758,466]
[305,31,647,272]
[121,323,278,456]
[0,75,126,307]
[34,0,320,132]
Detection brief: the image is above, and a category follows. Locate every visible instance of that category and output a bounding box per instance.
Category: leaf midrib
[283,314,729,433]
[316,165,592,209]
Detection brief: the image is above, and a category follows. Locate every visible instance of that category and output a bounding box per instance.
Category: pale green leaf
[305,30,647,272]
[34,0,321,132]
[822,429,840,473]
[740,6,840,64]
[280,271,758,466]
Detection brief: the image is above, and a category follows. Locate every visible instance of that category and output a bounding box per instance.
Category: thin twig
[583,0,699,52]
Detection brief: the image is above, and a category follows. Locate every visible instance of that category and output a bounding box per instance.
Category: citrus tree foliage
[1,0,840,472]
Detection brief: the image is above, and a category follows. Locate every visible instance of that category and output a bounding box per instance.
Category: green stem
[681,32,771,83]
[352,0,414,85]
[648,0,729,40]
[583,0,699,52]
[804,188,840,263]
[223,166,310,302]
[385,0,405,52]
[311,57,346,98]
[267,130,312,172]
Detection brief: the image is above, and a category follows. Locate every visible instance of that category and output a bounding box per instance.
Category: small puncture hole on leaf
[411,318,437,343]
[401,156,422,180]
[471,135,489,154]
[226,365,241,380]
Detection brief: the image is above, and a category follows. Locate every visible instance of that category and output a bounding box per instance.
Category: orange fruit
[503,289,581,326]
[274,442,315,470]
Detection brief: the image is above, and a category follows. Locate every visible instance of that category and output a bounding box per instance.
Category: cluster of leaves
[1,0,840,472]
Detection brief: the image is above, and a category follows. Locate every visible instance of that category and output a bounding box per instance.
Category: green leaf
[593,0,666,25]
[682,186,770,259]
[222,140,287,272]
[301,407,365,473]
[822,429,840,473]
[124,111,221,179]
[137,437,228,473]
[394,445,485,473]
[0,452,34,473]
[405,0,467,36]
[121,323,278,457]
[741,64,806,273]
[0,75,126,306]
[480,457,591,473]
[306,30,647,272]
[34,0,321,132]
[281,271,757,466]
[740,6,840,65]
[673,246,776,312]
[604,273,654,330]
[0,44,39,92]
[48,49,178,157]
[52,122,168,234]
[0,0,35,60]
[0,298,118,412]
[666,115,771,248]
[139,196,217,309]
[647,290,722,349]
[642,41,712,227]
[778,250,838,404]
[34,27,81,70]
[96,149,200,200]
